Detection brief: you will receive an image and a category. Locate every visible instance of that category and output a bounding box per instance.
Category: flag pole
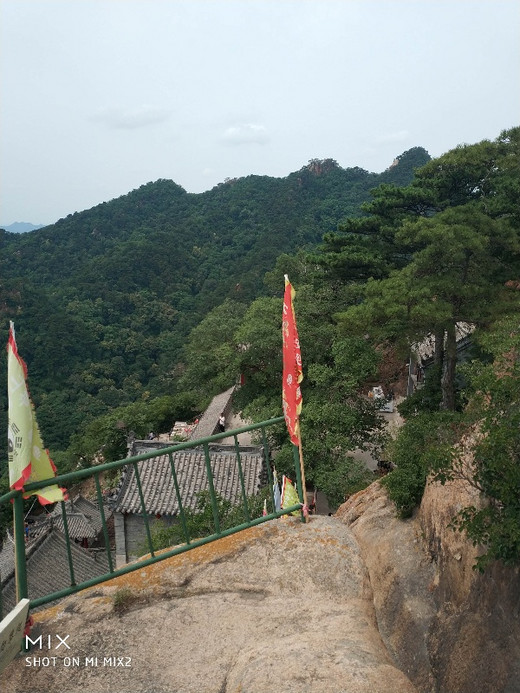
[282,274,307,520]
[298,439,307,505]
[291,440,307,522]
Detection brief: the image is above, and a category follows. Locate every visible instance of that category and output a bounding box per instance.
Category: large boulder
[4,516,416,693]
[337,483,437,692]
[338,479,520,693]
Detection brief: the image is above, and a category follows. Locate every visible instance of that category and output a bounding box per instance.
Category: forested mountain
[0,147,429,458]
[2,126,520,572]
[222,127,519,567]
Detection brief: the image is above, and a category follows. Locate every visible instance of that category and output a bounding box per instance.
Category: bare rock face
[338,480,520,693]
[4,517,416,693]
[420,478,520,693]
[336,483,437,692]
[7,474,519,693]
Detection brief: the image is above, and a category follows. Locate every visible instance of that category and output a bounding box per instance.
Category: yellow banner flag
[281,475,301,516]
[7,322,67,504]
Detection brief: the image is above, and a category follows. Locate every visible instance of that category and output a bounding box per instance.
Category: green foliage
[1,156,422,462]
[378,147,431,186]
[326,127,520,569]
[336,132,520,411]
[382,411,460,518]
[144,488,272,553]
[397,365,443,416]
[66,394,199,468]
[179,299,248,398]
[314,457,375,510]
[441,316,520,569]
[113,587,138,614]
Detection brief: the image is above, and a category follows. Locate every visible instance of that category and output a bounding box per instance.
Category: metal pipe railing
[28,504,302,609]
[1,415,301,616]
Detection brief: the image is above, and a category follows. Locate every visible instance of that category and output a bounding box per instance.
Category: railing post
[95,474,114,572]
[261,427,276,513]
[233,435,250,523]
[13,492,28,602]
[60,500,77,586]
[132,461,155,557]
[203,443,221,535]
[168,453,191,544]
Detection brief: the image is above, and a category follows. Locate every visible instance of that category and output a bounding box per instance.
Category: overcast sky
[1,0,518,226]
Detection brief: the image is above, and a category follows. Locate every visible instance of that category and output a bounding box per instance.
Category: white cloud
[90,105,171,130]
[221,123,269,145]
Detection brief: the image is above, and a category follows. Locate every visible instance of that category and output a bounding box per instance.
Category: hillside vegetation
[172,126,520,568]
[2,127,520,570]
[0,148,427,460]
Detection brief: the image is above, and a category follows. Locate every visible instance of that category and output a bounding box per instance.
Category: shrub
[382,411,459,517]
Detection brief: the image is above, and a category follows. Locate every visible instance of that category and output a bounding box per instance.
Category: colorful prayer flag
[281,475,301,516]
[7,322,67,504]
[273,467,281,512]
[282,275,303,445]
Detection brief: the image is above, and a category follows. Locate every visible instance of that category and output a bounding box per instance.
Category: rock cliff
[338,479,520,693]
[4,476,520,692]
[4,516,415,693]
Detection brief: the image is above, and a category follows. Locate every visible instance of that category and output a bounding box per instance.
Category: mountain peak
[1,222,45,234]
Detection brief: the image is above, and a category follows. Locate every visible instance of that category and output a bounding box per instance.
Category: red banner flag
[282,275,303,445]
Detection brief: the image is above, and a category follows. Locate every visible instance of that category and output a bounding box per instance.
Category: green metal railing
[0,416,304,617]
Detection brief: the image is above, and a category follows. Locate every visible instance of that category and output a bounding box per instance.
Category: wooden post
[292,439,307,523]
[298,440,307,504]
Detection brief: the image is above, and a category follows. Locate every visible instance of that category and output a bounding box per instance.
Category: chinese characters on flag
[7,322,67,504]
[282,276,303,446]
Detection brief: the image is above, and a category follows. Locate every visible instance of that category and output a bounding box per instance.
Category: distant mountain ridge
[1,221,45,233]
[0,146,430,453]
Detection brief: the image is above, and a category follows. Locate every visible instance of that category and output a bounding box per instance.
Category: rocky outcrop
[5,474,520,692]
[338,479,520,693]
[420,478,520,693]
[4,517,416,693]
[337,483,437,692]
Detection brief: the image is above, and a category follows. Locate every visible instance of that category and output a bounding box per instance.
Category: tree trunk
[431,326,445,397]
[440,322,457,410]
[434,327,444,369]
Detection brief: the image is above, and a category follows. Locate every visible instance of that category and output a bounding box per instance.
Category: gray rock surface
[4,515,416,693]
[338,479,520,693]
[337,482,437,692]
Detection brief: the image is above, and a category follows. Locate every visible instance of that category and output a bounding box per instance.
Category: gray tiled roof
[112,447,265,516]
[50,495,111,539]
[0,497,110,593]
[0,538,15,586]
[412,322,474,363]
[0,520,52,589]
[1,528,111,613]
